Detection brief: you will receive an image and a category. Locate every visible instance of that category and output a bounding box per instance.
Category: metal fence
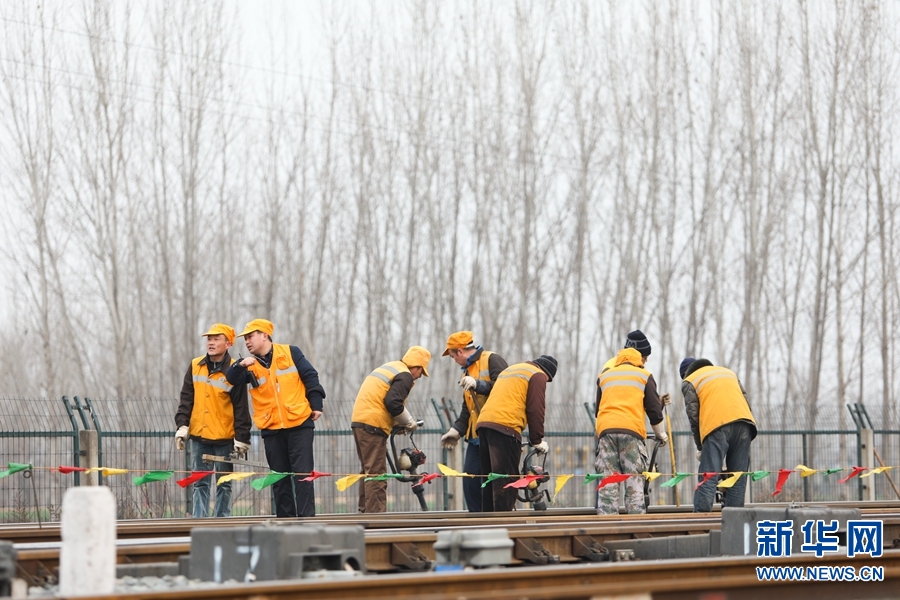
[0,395,898,523]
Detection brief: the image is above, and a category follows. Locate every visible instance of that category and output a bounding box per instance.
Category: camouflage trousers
[594,433,649,515]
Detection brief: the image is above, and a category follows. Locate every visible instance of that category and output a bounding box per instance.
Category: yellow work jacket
[462,351,494,440]
[686,366,755,442]
[189,356,235,440]
[595,349,649,438]
[352,360,411,435]
[476,362,541,434]
[246,343,311,430]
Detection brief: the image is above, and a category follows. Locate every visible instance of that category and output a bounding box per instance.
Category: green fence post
[61,396,81,487]
[81,397,104,486]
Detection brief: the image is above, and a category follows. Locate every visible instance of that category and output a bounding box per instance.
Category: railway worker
[351,346,432,513]
[439,331,509,512]
[594,343,667,515]
[174,323,251,518]
[475,355,556,511]
[225,319,326,517]
[680,357,757,512]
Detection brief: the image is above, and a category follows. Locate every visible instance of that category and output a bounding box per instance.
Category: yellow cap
[238,318,274,338]
[402,345,432,377]
[201,323,235,345]
[442,331,474,356]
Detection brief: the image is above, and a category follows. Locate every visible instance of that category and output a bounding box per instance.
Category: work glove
[459,376,477,391]
[174,426,188,451]
[696,450,703,461]
[393,407,418,433]
[660,393,671,407]
[441,427,461,449]
[531,440,549,454]
[651,423,668,446]
[233,440,250,460]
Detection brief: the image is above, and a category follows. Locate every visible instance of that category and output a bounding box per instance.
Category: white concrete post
[59,486,117,596]
[860,428,876,501]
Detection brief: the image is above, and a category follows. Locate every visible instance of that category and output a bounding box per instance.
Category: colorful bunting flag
[772,469,793,496]
[218,472,255,485]
[437,464,468,477]
[661,473,692,488]
[504,475,541,489]
[838,466,867,484]
[694,472,718,490]
[176,471,214,488]
[251,472,291,490]
[553,475,573,499]
[583,473,603,483]
[418,473,441,485]
[822,468,843,475]
[57,466,87,474]
[301,470,332,482]
[335,474,364,491]
[133,471,174,486]
[796,464,818,478]
[481,473,509,488]
[750,470,770,481]
[598,473,631,489]
[860,467,891,478]
[100,468,128,476]
[0,463,32,479]
[642,471,661,482]
[717,472,743,488]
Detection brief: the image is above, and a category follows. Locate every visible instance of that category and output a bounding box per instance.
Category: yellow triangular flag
[796,464,817,478]
[335,474,365,491]
[860,466,891,478]
[553,474,573,499]
[717,472,744,488]
[437,463,469,477]
[642,471,662,482]
[98,468,128,476]
[218,472,255,485]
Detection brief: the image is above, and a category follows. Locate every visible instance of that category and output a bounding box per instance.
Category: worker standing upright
[226,319,326,517]
[174,323,251,518]
[439,331,508,512]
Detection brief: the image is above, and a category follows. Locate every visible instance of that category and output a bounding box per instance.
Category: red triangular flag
[598,473,631,489]
[301,470,332,482]
[418,472,441,485]
[504,475,541,489]
[176,471,214,488]
[772,469,793,496]
[838,466,867,484]
[57,466,87,474]
[694,472,718,490]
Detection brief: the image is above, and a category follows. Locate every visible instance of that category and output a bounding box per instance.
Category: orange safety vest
[461,351,494,440]
[595,350,649,438]
[685,366,755,442]
[246,344,311,430]
[476,362,541,434]
[351,360,411,435]
[189,356,236,441]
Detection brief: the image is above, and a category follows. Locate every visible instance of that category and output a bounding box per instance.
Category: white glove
[174,425,188,451]
[459,376,477,391]
[660,393,671,407]
[393,407,418,433]
[233,440,250,460]
[651,423,668,447]
[696,450,703,461]
[441,427,461,449]
[532,440,549,454]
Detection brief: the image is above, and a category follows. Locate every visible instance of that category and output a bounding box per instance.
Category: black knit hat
[624,330,651,356]
[679,357,696,379]
[533,355,558,382]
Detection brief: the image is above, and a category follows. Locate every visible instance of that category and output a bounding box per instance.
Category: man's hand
[531,440,549,454]
[651,422,668,446]
[174,426,188,451]
[239,356,256,368]
[696,450,703,461]
[660,393,671,407]
[441,427,461,449]
[459,376,477,391]
[393,407,417,433]
[310,410,323,421]
[233,440,250,460]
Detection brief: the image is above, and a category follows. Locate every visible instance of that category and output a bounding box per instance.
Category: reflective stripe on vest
[352,360,411,435]
[246,344,311,430]
[188,356,236,440]
[686,366,756,442]
[595,364,648,438]
[476,362,540,434]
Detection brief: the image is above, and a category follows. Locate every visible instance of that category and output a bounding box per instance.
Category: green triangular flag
[481,472,509,488]
[0,463,32,479]
[660,472,692,488]
[251,471,291,490]
[132,471,174,486]
[750,470,771,481]
[364,473,404,482]
[583,473,603,483]
[823,468,843,475]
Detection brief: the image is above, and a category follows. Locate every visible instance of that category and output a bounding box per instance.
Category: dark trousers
[263,426,315,517]
[353,427,387,513]
[463,441,483,512]
[478,428,521,512]
[694,421,753,512]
